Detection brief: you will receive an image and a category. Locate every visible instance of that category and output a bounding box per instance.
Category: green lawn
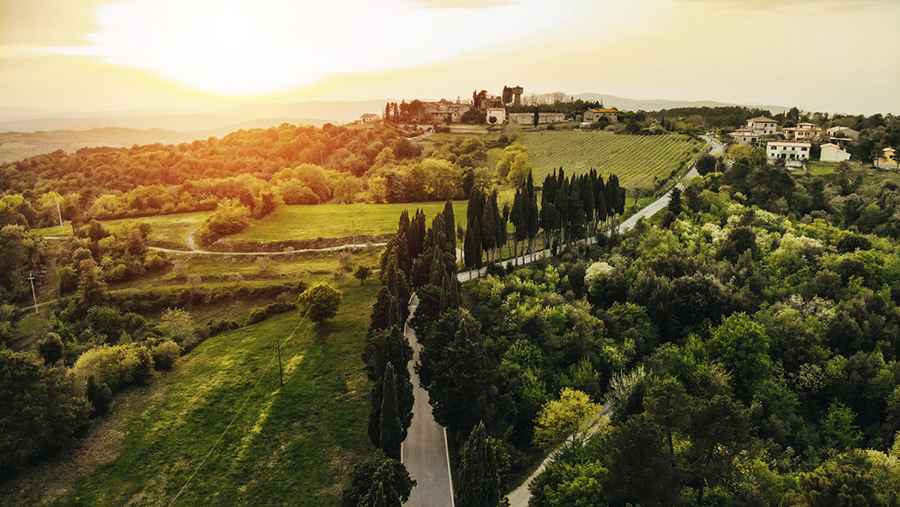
[521,131,703,189]
[230,201,468,243]
[10,280,378,506]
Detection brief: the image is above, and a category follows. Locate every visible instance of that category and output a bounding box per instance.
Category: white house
[746,116,778,135]
[486,107,506,125]
[820,143,851,163]
[767,140,811,168]
[583,107,619,124]
[360,113,380,124]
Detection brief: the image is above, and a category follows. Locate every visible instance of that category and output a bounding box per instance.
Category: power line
[167,317,307,507]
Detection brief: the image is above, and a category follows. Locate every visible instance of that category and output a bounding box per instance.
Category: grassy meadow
[4,280,378,507]
[521,130,703,188]
[229,200,468,244]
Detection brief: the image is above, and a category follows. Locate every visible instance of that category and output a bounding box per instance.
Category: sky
[1,0,898,116]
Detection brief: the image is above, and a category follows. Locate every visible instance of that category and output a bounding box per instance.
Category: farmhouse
[584,107,619,124]
[359,113,380,124]
[746,116,779,135]
[827,126,860,140]
[767,140,811,168]
[820,143,851,163]
[729,128,761,145]
[423,101,470,124]
[508,111,567,125]
[486,107,506,125]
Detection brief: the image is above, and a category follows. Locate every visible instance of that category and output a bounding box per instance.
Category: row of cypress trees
[463,169,628,271]
[364,201,460,460]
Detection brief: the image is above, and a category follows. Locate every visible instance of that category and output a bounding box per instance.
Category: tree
[378,362,404,459]
[0,349,90,473]
[343,456,415,507]
[708,313,772,401]
[696,154,718,175]
[457,422,510,507]
[534,388,601,448]
[667,187,682,217]
[298,282,343,324]
[354,265,372,285]
[821,401,863,451]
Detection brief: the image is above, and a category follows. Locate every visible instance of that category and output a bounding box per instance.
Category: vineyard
[521,131,704,189]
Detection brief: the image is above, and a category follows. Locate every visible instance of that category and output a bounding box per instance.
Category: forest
[355,155,900,505]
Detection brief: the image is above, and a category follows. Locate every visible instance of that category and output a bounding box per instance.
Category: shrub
[151,340,181,371]
[158,308,198,350]
[72,344,155,393]
[298,282,343,324]
[38,333,65,365]
[86,375,112,416]
[248,302,296,325]
[206,319,241,336]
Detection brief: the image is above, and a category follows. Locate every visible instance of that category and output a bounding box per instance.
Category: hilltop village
[381,85,620,130]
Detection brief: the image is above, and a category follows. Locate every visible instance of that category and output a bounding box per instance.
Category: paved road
[506,405,613,506]
[403,295,455,507]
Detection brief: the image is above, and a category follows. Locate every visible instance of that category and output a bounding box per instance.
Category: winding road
[403,134,723,507]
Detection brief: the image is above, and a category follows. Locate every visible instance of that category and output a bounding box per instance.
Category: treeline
[461,169,627,272]
[0,123,441,227]
[710,151,900,239]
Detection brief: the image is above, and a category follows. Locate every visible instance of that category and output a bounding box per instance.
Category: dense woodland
[356,154,900,505]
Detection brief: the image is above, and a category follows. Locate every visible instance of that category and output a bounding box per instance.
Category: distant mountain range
[0,94,789,163]
[567,93,789,114]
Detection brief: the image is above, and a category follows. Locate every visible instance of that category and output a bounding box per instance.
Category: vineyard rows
[522,131,703,189]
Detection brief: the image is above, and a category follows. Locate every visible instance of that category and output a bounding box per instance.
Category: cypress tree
[525,172,539,254]
[456,422,508,507]
[442,200,456,255]
[379,362,403,459]
[480,192,497,263]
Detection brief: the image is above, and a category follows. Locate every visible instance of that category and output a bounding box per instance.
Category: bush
[246,302,295,325]
[86,375,112,416]
[158,308,198,350]
[206,319,241,336]
[298,282,343,324]
[38,333,65,365]
[151,340,181,371]
[72,344,155,393]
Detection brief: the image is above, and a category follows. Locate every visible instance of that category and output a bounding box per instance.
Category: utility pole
[276,340,284,387]
[27,272,38,313]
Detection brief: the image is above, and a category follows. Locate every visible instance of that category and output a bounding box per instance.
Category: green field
[521,131,703,188]
[230,201,468,244]
[34,211,209,249]
[33,201,467,250]
[6,280,378,506]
